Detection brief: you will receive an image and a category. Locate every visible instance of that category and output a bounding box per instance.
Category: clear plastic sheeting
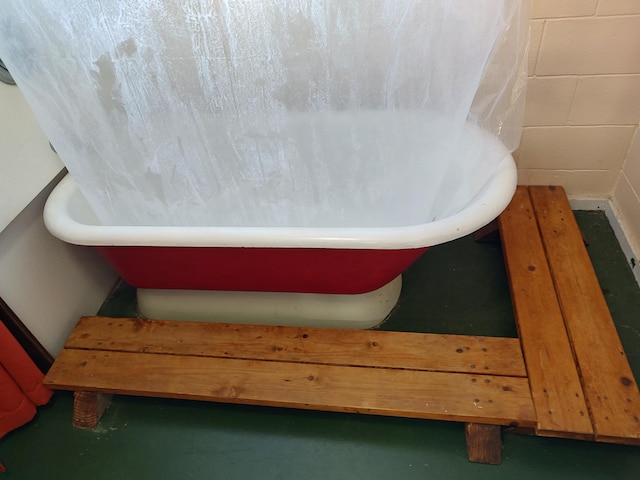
[0,1,529,228]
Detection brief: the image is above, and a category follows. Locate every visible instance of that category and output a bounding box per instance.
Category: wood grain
[45,348,536,427]
[65,316,527,377]
[466,423,502,464]
[499,186,594,439]
[530,185,640,445]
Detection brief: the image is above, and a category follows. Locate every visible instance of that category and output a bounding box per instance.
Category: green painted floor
[2,211,640,479]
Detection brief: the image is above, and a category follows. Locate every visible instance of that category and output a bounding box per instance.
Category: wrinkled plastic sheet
[0,1,529,227]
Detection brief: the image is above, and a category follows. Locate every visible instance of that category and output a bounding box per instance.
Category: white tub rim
[44,153,516,250]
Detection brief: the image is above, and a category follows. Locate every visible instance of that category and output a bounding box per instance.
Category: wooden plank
[465,424,502,464]
[498,186,594,439]
[529,185,640,445]
[65,316,527,377]
[44,348,537,428]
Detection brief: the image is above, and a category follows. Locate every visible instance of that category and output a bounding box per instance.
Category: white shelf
[0,82,64,232]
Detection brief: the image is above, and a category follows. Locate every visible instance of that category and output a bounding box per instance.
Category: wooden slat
[44,348,537,427]
[498,186,594,439]
[65,316,527,377]
[530,185,640,445]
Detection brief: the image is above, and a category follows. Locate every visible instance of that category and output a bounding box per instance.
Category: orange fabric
[0,321,52,438]
[0,365,38,438]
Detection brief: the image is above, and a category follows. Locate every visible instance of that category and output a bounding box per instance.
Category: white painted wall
[0,179,118,355]
[0,83,64,230]
[0,83,117,356]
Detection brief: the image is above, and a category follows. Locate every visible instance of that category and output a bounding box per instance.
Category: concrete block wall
[516,0,640,198]
[614,118,640,268]
[517,0,640,274]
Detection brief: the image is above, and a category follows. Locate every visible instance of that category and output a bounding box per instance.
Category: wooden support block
[499,186,594,439]
[529,186,640,445]
[465,423,502,464]
[72,391,112,430]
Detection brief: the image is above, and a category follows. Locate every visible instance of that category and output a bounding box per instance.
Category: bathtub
[44,124,517,329]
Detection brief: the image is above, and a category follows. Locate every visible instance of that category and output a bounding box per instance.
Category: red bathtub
[44,127,517,328]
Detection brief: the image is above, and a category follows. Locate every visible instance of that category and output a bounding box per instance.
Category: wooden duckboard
[43,186,640,464]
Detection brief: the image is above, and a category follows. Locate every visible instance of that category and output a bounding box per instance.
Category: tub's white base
[137,275,402,329]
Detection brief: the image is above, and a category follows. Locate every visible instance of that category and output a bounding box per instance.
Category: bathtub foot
[72,391,112,430]
[465,423,502,464]
[473,220,500,243]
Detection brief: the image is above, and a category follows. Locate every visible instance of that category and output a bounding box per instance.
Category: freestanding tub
[6,0,527,328]
[44,124,517,329]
